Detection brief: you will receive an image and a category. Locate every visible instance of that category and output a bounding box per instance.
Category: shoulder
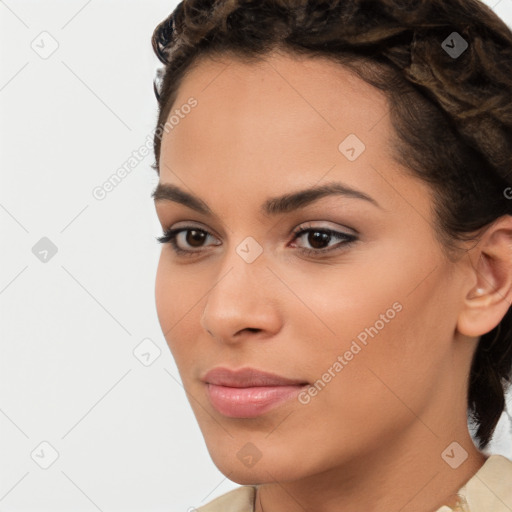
[195,485,256,512]
[458,454,512,512]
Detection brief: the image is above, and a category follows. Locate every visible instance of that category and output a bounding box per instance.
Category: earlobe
[456,216,512,339]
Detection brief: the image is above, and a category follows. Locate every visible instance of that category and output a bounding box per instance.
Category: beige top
[196,454,512,512]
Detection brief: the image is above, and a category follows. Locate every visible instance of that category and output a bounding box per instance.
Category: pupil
[309,231,330,249]
[187,230,206,247]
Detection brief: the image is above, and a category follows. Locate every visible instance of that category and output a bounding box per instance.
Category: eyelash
[156,224,358,258]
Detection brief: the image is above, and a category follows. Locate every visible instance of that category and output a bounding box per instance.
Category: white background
[1,1,512,510]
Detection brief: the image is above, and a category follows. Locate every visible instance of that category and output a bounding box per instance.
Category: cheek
[154,254,197,346]
[154,253,173,333]
[155,253,204,320]
[283,250,448,409]
[285,235,443,353]
[155,253,214,372]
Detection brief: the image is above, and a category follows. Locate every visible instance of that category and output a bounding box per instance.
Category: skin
[153,50,512,512]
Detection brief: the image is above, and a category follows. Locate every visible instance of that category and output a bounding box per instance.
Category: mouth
[202,367,309,418]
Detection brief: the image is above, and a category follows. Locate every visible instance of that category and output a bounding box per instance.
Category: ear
[457,215,512,338]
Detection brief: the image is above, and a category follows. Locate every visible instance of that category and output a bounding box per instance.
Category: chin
[214,464,291,486]
[208,448,308,485]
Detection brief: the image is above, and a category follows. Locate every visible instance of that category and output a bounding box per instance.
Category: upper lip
[202,367,308,388]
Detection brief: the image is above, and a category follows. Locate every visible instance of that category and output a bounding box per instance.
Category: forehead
[162,52,389,155]
[169,50,390,136]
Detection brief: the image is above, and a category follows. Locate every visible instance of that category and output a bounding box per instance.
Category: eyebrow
[151,181,382,216]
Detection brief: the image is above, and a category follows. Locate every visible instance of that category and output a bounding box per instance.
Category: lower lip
[205,383,308,418]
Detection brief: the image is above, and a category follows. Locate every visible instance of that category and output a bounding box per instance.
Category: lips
[202,367,309,418]
[202,367,308,387]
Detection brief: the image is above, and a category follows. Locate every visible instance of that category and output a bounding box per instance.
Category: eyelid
[170,220,223,240]
[290,220,358,236]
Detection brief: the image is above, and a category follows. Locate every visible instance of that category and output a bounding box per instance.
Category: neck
[254,424,487,512]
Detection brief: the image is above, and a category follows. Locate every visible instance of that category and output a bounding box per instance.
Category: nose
[200,251,283,344]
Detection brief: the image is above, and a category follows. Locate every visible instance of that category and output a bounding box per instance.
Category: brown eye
[307,231,332,249]
[186,229,208,247]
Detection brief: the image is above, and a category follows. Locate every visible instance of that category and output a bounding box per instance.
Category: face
[154,51,471,484]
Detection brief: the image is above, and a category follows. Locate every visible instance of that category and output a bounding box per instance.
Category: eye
[156,223,358,258]
[156,226,220,256]
[290,225,358,256]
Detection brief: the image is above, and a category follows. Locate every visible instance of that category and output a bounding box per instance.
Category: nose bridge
[200,237,281,339]
[207,240,268,313]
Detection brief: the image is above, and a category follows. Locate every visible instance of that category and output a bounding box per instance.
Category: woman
[150,0,512,510]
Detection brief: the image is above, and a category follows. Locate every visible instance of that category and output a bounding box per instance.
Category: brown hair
[151,0,512,449]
